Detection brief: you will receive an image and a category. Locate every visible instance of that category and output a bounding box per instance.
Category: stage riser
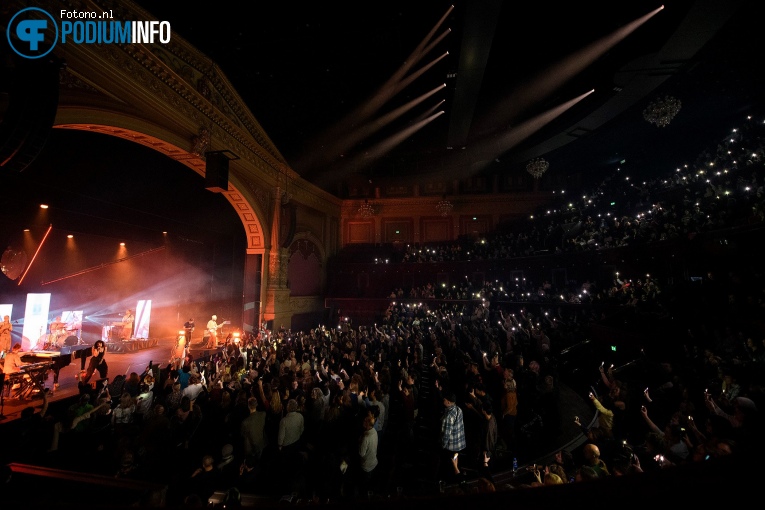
[104,339,159,353]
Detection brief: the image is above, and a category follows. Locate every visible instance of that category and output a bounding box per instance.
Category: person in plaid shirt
[440,391,466,482]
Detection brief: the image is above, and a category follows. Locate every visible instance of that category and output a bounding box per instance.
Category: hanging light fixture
[526,158,549,179]
[358,199,375,218]
[436,196,454,216]
[643,95,681,127]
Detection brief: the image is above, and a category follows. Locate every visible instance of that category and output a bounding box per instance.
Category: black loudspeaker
[205,151,229,192]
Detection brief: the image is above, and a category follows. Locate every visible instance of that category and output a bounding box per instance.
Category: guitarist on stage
[121,309,135,340]
[205,314,221,349]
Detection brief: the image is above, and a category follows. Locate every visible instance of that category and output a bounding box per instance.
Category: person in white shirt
[1,342,26,373]
[358,412,379,496]
[278,398,305,452]
[112,393,136,428]
[182,373,205,402]
[135,383,154,421]
[205,315,220,348]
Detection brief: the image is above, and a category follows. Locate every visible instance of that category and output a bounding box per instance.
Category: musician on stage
[184,318,195,345]
[81,339,108,384]
[1,343,27,373]
[205,315,220,349]
[49,315,66,347]
[121,309,135,340]
[0,315,12,355]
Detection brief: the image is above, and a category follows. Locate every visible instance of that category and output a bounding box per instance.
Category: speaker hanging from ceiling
[204,151,230,192]
[204,150,239,192]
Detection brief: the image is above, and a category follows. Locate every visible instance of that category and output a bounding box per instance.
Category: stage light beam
[18,224,52,286]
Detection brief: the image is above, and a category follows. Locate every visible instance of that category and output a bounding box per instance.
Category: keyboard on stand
[4,361,54,399]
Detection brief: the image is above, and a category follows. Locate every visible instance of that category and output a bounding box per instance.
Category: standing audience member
[123,372,141,398]
[183,373,205,403]
[277,398,305,494]
[357,411,379,496]
[170,335,187,371]
[112,392,136,434]
[134,383,154,425]
[440,391,466,482]
[500,367,518,449]
[165,381,183,413]
[217,443,239,479]
[241,396,268,459]
[187,454,222,502]
[639,405,690,464]
[277,398,304,454]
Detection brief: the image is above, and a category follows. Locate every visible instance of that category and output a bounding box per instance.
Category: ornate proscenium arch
[53,123,268,251]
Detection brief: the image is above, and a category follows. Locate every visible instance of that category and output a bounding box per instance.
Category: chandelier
[358,199,375,218]
[526,158,549,179]
[436,197,454,216]
[643,95,681,127]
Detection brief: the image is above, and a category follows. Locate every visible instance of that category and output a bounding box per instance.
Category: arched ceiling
[133,0,762,193]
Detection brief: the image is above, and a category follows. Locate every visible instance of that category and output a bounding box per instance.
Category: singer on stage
[81,339,108,384]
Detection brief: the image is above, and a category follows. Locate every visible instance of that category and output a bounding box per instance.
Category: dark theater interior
[1,0,764,507]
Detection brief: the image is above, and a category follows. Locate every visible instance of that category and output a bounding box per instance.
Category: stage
[104,338,159,353]
[0,336,208,423]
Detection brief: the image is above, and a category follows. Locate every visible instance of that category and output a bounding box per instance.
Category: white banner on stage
[0,304,12,320]
[22,293,51,350]
[134,299,152,338]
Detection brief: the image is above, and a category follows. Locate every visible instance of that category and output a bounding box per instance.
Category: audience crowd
[360,113,765,267]
[2,113,765,507]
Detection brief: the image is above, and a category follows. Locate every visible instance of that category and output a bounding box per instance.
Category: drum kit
[41,324,80,350]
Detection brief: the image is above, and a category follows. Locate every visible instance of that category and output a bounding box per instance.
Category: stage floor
[1,336,179,423]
